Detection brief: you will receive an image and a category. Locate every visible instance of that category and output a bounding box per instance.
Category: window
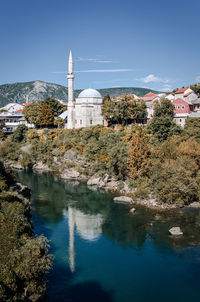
[180,119,182,122]
[177,106,180,109]
[75,120,77,124]
[182,106,185,109]
[80,120,82,125]
[90,120,92,125]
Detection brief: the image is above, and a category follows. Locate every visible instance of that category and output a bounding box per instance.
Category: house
[0,102,34,133]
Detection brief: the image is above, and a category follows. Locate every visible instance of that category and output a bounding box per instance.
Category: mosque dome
[78,88,102,98]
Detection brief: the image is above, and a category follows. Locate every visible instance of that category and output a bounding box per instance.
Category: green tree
[12,124,28,143]
[44,97,66,117]
[102,94,147,125]
[147,98,182,142]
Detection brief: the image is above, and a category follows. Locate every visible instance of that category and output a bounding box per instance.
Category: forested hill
[0,80,160,106]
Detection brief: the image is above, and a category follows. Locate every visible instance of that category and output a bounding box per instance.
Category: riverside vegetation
[1,97,200,208]
[0,162,52,301]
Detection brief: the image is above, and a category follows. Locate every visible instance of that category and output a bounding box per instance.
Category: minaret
[67,50,75,129]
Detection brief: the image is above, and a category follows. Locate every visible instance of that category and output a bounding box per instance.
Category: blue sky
[0,0,200,92]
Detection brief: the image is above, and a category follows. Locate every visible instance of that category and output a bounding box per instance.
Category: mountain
[0,80,161,106]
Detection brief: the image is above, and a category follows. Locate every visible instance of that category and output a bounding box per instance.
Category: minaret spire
[67,50,75,129]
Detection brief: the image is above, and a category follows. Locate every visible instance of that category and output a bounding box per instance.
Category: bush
[12,124,28,143]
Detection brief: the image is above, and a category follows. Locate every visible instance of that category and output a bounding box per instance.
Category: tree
[190,83,200,97]
[23,101,54,128]
[127,129,149,179]
[147,98,182,142]
[44,97,66,117]
[12,124,28,143]
[102,94,147,125]
[53,117,65,128]
[184,117,200,142]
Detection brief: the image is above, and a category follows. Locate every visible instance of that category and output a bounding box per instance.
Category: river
[15,170,200,302]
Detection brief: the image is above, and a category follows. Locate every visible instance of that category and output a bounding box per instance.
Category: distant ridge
[0,80,161,106]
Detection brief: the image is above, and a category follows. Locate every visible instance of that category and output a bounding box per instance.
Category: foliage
[127,129,149,179]
[0,162,52,301]
[44,97,66,117]
[102,94,147,125]
[147,98,182,142]
[190,83,200,97]
[54,117,65,128]
[151,158,199,205]
[183,117,200,142]
[12,124,28,143]
[23,101,54,128]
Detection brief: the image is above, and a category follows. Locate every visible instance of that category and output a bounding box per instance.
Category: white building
[67,50,104,129]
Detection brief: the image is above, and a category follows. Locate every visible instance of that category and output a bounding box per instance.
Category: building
[67,50,104,129]
[0,103,34,133]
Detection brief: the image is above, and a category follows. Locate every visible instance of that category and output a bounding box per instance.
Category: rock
[61,168,80,179]
[130,207,136,213]
[187,202,200,208]
[33,161,51,172]
[15,183,31,198]
[113,196,133,204]
[64,149,86,165]
[169,227,183,236]
[10,162,23,169]
[64,149,76,161]
[20,144,32,154]
[87,173,109,188]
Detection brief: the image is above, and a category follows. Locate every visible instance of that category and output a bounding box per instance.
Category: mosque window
[80,120,82,125]
[182,106,185,109]
[90,120,92,125]
[75,120,77,124]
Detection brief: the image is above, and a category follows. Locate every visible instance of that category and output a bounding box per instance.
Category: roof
[175,88,188,94]
[142,92,157,101]
[58,110,68,119]
[22,103,32,106]
[189,112,200,118]
[78,88,102,98]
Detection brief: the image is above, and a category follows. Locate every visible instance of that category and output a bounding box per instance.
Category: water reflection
[66,206,104,272]
[15,170,200,251]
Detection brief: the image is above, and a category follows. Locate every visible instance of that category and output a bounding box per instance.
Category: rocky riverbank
[5,148,200,211]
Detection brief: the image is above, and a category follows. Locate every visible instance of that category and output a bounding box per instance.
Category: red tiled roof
[175,88,188,94]
[142,92,157,101]
[22,103,32,106]
[144,92,156,97]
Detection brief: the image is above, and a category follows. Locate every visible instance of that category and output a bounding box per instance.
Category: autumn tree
[23,101,54,128]
[127,129,149,179]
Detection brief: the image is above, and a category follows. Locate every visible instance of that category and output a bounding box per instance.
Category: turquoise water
[15,170,200,302]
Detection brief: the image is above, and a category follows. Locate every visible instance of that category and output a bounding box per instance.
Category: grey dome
[78,88,102,98]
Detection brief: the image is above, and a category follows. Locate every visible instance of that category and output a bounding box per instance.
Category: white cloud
[162,84,172,92]
[138,74,170,84]
[196,75,200,83]
[76,57,119,63]
[76,69,137,73]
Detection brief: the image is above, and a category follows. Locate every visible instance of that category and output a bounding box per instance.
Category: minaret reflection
[67,205,104,273]
[68,206,75,273]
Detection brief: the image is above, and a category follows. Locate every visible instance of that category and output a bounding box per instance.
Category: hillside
[0,80,160,106]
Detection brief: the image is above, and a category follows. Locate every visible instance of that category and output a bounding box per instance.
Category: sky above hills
[0,0,200,92]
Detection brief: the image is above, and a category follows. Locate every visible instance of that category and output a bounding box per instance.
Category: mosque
[67,50,104,129]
